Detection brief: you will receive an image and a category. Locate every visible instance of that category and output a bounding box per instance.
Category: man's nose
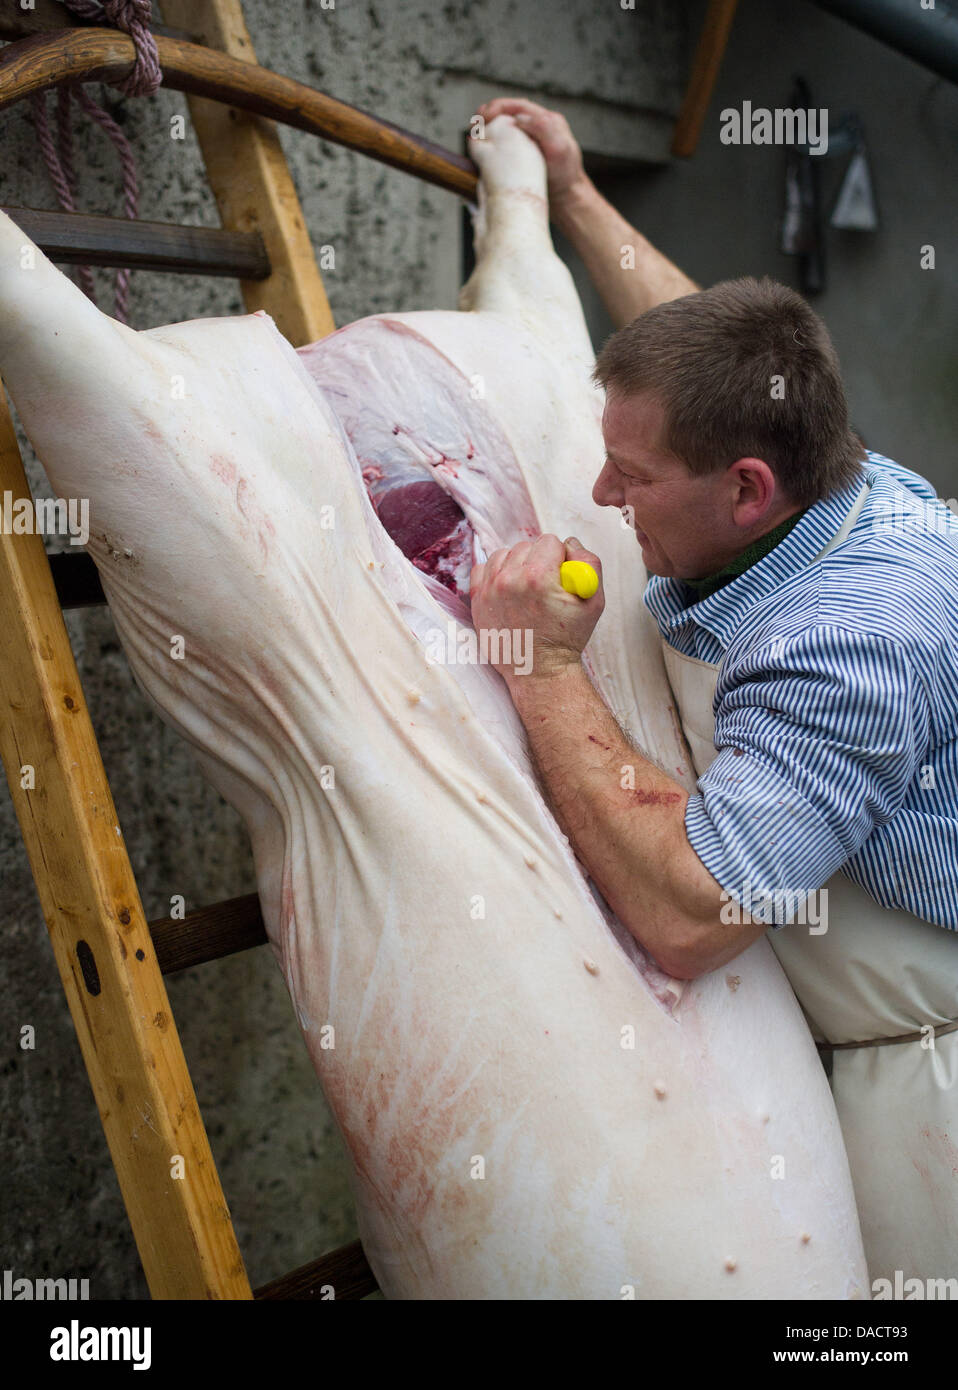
[592,460,621,508]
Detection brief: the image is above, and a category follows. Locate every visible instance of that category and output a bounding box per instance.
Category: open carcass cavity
[298,315,539,614]
[362,458,475,601]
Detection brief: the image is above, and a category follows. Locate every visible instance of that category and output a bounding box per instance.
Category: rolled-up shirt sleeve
[684,624,930,924]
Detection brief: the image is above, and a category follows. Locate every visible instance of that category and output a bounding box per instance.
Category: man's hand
[476,97,590,213]
[469,533,604,685]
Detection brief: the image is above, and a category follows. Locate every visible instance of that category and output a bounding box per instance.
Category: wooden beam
[0,381,253,1300]
[48,551,106,609]
[254,1240,378,1300]
[671,0,739,158]
[149,893,268,975]
[2,206,270,278]
[0,29,478,201]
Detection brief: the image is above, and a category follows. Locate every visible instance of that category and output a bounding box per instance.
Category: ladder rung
[253,1240,378,1300]
[149,893,268,974]
[2,207,271,279]
[48,552,105,609]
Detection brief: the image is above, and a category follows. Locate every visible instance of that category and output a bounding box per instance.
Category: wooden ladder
[0,0,475,1300]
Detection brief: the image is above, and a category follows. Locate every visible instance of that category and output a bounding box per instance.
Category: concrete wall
[0,1,685,1298]
[567,0,958,502]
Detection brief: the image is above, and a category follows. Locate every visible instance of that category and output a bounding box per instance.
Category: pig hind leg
[458,117,595,376]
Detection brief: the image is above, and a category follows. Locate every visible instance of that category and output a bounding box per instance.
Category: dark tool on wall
[780,78,825,294]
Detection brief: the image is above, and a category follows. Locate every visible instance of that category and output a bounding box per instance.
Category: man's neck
[682,507,808,600]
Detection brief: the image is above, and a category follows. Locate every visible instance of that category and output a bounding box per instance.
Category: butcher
[470,98,958,1283]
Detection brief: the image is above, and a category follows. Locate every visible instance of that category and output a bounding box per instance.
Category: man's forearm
[553,177,699,328]
[507,661,739,977]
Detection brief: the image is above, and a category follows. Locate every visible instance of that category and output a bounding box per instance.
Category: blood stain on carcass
[210,453,237,486]
[232,477,275,567]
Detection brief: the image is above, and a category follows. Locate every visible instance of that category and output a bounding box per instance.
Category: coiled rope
[29,1,162,324]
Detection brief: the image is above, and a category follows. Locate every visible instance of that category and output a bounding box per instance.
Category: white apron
[661,483,958,1287]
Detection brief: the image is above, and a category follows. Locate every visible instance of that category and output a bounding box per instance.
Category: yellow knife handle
[559,560,599,599]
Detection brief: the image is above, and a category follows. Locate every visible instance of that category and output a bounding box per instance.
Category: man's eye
[607,456,648,484]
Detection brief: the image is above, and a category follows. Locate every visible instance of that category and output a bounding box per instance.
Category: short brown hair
[592,277,864,506]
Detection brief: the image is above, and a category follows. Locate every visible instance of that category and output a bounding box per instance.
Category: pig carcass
[0,116,868,1299]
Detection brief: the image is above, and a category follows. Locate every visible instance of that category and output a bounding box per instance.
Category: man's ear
[728,457,781,524]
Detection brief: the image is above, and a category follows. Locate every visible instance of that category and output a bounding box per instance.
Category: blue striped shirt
[644,453,958,930]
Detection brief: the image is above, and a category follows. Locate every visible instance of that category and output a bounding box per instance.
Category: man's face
[593,390,734,579]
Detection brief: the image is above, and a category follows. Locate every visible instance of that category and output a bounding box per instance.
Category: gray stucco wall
[0,1,685,1299]
[568,0,958,502]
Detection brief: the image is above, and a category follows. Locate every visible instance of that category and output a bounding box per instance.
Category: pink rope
[28,0,162,323]
[54,87,98,302]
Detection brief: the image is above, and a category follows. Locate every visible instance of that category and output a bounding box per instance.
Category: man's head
[591,277,865,579]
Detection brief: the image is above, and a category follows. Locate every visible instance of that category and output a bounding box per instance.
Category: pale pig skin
[0,117,867,1298]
